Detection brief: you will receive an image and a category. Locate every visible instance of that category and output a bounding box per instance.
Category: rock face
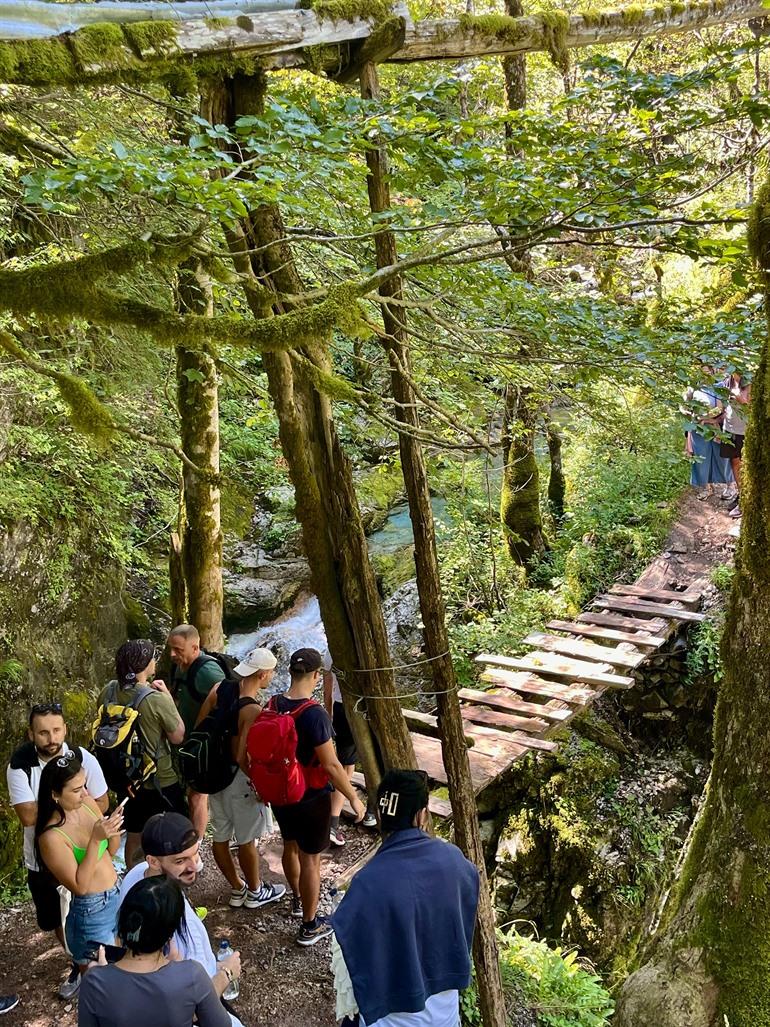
[382,579,432,706]
[223,542,311,630]
[488,704,709,974]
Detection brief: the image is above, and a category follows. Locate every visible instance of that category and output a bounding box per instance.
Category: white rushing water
[227,593,327,696]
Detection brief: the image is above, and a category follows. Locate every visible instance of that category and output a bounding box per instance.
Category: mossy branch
[0,330,209,476]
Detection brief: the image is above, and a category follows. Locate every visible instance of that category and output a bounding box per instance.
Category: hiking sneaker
[290,894,303,918]
[329,827,345,847]
[244,881,287,909]
[0,996,19,1016]
[362,810,377,829]
[229,883,248,908]
[59,964,81,1000]
[297,916,334,947]
[729,505,742,518]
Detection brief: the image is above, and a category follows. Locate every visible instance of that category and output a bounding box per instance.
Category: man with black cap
[330,770,480,1027]
[118,812,244,1027]
[269,647,365,947]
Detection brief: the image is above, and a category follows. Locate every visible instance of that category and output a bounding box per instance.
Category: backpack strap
[289,699,319,720]
[131,685,155,710]
[184,655,215,700]
[9,741,38,785]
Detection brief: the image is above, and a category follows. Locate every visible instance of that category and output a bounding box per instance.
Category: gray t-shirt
[77,960,230,1027]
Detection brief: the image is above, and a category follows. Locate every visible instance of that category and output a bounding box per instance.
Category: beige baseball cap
[234,647,277,676]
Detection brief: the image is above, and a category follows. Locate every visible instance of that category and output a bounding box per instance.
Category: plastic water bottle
[217,940,239,1000]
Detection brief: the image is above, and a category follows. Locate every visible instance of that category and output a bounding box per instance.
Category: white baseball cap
[234,648,277,676]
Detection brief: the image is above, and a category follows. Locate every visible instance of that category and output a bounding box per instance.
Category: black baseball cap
[142,813,198,857]
[377,769,430,832]
[289,648,323,675]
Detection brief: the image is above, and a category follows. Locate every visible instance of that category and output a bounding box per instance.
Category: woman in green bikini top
[35,752,124,969]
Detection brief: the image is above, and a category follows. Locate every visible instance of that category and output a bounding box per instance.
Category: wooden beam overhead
[0,0,765,86]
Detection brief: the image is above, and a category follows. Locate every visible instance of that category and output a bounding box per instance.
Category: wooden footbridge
[348,579,706,819]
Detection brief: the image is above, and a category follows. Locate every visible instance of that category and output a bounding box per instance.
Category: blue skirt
[689,431,733,486]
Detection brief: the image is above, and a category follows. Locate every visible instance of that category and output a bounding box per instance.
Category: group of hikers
[4,624,480,1027]
[683,364,751,515]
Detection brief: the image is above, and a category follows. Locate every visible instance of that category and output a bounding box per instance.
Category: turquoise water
[367,496,452,556]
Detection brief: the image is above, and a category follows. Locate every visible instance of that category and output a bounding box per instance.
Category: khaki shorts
[209,769,273,844]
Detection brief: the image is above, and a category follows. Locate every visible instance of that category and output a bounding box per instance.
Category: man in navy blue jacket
[331,769,480,1027]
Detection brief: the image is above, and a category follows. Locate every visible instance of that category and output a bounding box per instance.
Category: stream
[226,495,451,692]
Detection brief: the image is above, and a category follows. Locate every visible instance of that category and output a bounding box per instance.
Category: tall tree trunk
[501,385,546,566]
[546,421,566,520]
[614,180,770,1027]
[175,259,224,650]
[360,60,506,1027]
[203,74,416,792]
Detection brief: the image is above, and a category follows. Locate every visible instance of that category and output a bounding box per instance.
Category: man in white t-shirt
[119,812,244,1027]
[6,702,108,999]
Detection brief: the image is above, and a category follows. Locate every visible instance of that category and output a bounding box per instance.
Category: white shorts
[209,769,273,845]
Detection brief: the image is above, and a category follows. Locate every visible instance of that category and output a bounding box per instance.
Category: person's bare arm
[12,801,36,827]
[195,684,220,728]
[323,672,333,716]
[93,792,109,814]
[149,680,186,743]
[40,802,123,895]
[315,740,364,821]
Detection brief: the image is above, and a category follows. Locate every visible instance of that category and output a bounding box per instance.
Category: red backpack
[246,697,329,806]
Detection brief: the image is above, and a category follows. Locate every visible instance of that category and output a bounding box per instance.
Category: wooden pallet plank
[462,689,573,723]
[609,583,702,607]
[578,610,669,633]
[478,652,634,690]
[463,720,558,753]
[410,731,520,790]
[546,619,666,650]
[460,704,551,736]
[471,672,597,706]
[523,631,646,669]
[401,708,474,747]
[594,595,705,623]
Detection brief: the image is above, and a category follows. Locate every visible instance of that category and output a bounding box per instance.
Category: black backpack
[177,680,255,795]
[175,651,238,703]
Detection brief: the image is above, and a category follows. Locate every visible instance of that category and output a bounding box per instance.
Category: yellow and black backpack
[90,683,157,794]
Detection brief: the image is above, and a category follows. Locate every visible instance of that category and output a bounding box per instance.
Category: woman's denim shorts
[65,883,120,964]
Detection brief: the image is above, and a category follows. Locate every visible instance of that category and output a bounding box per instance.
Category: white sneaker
[362,811,377,829]
[229,883,248,907]
[329,827,345,847]
[244,881,287,909]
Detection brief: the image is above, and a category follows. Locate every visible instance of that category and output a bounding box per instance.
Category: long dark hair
[118,876,189,956]
[34,750,84,870]
[116,639,155,686]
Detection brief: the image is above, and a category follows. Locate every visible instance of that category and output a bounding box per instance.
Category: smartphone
[84,943,126,964]
[113,795,130,814]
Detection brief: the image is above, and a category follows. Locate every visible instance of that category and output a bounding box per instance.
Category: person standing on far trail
[168,624,227,842]
[719,370,751,519]
[682,364,733,495]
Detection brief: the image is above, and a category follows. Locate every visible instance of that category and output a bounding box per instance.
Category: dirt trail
[0,827,373,1027]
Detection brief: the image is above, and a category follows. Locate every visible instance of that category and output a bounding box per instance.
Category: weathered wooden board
[609,583,702,607]
[463,720,558,753]
[459,684,583,718]
[546,619,666,650]
[594,595,705,623]
[578,610,669,634]
[410,731,522,791]
[460,704,551,736]
[401,708,474,746]
[478,651,634,689]
[523,631,646,669]
[473,671,598,706]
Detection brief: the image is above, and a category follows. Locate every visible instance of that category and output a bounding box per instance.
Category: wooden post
[360,60,507,1027]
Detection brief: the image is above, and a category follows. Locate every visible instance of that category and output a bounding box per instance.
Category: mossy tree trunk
[500,385,546,566]
[614,180,770,1027]
[361,60,506,1027]
[203,74,416,793]
[546,421,566,520]
[175,259,224,650]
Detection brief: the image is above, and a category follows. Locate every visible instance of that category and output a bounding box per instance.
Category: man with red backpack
[248,648,365,947]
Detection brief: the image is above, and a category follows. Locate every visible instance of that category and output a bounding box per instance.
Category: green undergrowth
[460,929,614,1027]
[441,402,688,684]
[685,562,734,684]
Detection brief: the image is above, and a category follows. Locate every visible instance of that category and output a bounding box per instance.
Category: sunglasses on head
[30,702,63,723]
[56,750,78,768]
